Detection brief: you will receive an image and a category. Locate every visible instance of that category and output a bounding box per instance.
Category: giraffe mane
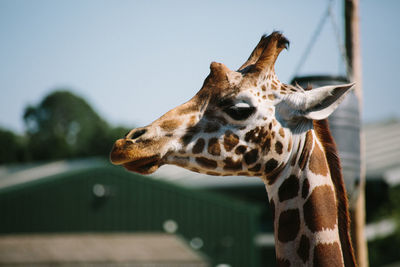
[313,119,356,267]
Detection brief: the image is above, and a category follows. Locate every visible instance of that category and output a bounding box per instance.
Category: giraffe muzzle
[110,138,162,174]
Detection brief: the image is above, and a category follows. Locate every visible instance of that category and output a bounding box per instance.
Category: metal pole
[344,0,368,266]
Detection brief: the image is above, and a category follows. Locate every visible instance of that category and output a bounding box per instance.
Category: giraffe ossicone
[110,32,356,267]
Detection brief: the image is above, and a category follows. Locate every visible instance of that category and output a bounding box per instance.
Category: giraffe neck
[264,121,355,266]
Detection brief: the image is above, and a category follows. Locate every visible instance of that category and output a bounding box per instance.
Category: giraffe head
[110,32,353,181]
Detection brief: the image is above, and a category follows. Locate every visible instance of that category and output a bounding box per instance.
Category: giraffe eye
[223,103,255,120]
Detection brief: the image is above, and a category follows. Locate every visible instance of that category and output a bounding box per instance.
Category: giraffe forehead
[202,73,285,113]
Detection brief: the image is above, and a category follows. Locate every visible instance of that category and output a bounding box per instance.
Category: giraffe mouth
[122,155,161,175]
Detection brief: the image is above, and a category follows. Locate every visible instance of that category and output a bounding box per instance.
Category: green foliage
[368,230,400,267]
[387,186,400,234]
[22,90,130,161]
[365,180,391,222]
[367,184,400,266]
[0,128,27,164]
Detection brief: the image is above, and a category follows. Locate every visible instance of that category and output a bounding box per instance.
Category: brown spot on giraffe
[195,157,217,169]
[313,242,343,266]
[262,137,271,152]
[279,127,285,138]
[302,178,310,199]
[266,162,286,185]
[208,138,221,156]
[298,130,313,170]
[260,127,270,144]
[271,80,278,89]
[160,119,181,131]
[297,235,310,263]
[235,145,247,155]
[192,138,205,154]
[249,163,261,172]
[244,127,260,143]
[181,125,202,145]
[309,142,329,176]
[188,115,197,126]
[275,141,283,155]
[265,158,278,173]
[223,130,239,151]
[244,148,259,165]
[264,157,286,185]
[176,102,200,115]
[303,185,337,232]
[180,134,194,146]
[277,208,300,242]
[278,175,299,202]
[268,94,275,100]
[223,157,242,171]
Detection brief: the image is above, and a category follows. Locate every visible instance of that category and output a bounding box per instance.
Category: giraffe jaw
[122,155,162,174]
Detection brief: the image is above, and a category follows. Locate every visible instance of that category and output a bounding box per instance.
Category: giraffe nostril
[129,129,147,140]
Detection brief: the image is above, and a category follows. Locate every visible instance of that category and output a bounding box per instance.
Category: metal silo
[291,75,361,206]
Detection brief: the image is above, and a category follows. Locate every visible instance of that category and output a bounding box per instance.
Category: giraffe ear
[282,83,355,120]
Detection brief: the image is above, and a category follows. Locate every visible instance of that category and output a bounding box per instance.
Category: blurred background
[0,0,399,266]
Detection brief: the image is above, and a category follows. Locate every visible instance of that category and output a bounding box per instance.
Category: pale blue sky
[1,0,399,133]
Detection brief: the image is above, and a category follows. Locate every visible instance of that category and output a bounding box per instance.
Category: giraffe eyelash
[223,105,256,121]
[217,98,234,108]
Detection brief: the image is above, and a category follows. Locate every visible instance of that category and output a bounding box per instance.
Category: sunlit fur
[110,32,356,267]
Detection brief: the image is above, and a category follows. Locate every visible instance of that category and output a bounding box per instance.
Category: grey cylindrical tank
[291,76,360,206]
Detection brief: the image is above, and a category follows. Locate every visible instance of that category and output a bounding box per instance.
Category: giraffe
[110,32,356,267]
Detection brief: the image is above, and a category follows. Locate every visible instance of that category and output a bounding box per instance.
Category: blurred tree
[23,90,130,161]
[0,128,27,164]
